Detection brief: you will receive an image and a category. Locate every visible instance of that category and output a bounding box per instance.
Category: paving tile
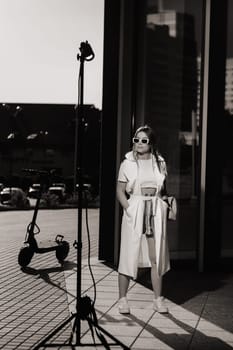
[99,315,141,326]
[128,286,149,294]
[201,309,233,324]
[81,332,135,348]
[132,332,190,350]
[93,323,142,337]
[195,328,233,343]
[190,331,233,350]
[94,298,118,307]
[206,294,233,302]
[197,318,233,333]
[168,309,200,321]
[148,317,193,332]
[128,300,154,309]
[127,292,154,300]
[120,308,154,321]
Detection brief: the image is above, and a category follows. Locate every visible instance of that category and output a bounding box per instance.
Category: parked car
[0,187,30,208]
[28,184,41,199]
[48,183,66,202]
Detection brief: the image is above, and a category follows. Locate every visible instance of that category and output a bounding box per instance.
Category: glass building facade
[99,0,233,272]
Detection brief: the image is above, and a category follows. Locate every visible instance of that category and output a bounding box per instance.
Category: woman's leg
[146,236,162,298]
[147,236,168,313]
[118,273,130,298]
[118,273,131,314]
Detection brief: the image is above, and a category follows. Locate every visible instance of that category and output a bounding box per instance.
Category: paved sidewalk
[34,256,233,350]
[59,258,233,350]
[1,208,233,349]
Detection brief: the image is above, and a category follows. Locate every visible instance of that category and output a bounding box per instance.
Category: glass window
[221,0,233,259]
[141,0,204,261]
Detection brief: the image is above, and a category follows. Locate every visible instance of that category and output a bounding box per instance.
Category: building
[0,103,101,193]
[98,0,233,272]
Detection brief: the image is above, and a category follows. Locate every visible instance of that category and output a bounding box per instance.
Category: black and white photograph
[0,0,233,349]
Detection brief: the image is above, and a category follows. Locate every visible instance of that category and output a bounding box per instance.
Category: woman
[116,125,170,314]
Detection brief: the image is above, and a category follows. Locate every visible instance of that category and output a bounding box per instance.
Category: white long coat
[118,151,170,279]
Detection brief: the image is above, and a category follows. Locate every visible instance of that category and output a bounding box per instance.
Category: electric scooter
[18,169,70,268]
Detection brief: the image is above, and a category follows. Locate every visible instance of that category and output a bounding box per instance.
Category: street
[0,208,99,259]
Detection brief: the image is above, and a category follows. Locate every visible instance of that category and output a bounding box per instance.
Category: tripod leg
[86,317,104,348]
[90,321,130,350]
[69,314,78,344]
[32,313,75,350]
[86,307,130,350]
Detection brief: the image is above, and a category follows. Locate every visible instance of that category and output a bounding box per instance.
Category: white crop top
[138,158,164,188]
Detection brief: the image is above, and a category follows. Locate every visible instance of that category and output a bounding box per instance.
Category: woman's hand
[117,181,129,210]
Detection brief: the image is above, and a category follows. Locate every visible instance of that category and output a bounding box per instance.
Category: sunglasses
[133,137,150,144]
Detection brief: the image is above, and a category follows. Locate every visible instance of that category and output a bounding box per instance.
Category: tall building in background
[145,10,197,173]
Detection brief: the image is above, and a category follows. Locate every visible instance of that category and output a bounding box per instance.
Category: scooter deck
[37,239,58,249]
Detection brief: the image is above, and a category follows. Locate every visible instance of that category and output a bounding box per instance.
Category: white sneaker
[153,296,168,313]
[118,297,130,314]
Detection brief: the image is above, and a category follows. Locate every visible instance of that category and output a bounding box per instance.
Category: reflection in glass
[221,0,233,258]
[142,0,203,260]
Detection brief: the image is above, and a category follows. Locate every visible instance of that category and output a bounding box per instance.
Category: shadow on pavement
[21,260,77,297]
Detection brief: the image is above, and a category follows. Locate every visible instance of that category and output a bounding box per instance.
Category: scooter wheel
[56,241,70,264]
[18,246,34,267]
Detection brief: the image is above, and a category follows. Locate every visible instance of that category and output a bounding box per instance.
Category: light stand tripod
[33,41,130,349]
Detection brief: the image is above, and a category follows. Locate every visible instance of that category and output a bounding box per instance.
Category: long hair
[133,124,162,171]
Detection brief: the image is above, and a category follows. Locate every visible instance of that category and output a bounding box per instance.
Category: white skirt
[118,195,170,279]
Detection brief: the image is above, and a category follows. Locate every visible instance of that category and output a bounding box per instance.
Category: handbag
[167,196,177,220]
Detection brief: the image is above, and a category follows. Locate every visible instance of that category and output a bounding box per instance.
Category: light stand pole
[73,40,94,344]
[33,41,130,349]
